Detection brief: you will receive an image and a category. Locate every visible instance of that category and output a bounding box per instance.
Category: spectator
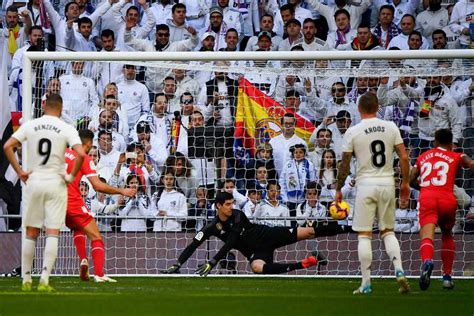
[317,148,337,206]
[202,6,228,51]
[415,0,448,46]
[432,29,459,50]
[318,110,352,159]
[301,18,328,51]
[245,14,283,51]
[147,0,173,26]
[124,23,198,94]
[296,181,327,227]
[95,130,121,181]
[372,5,401,49]
[306,0,371,32]
[172,66,200,101]
[169,152,198,205]
[10,25,43,71]
[269,112,307,176]
[270,4,295,37]
[279,143,317,215]
[167,3,190,43]
[65,16,96,53]
[242,185,263,220]
[117,174,149,232]
[89,94,129,138]
[213,0,242,38]
[287,0,313,26]
[254,164,269,199]
[186,186,212,231]
[347,76,369,104]
[150,168,187,232]
[230,0,259,38]
[110,0,155,52]
[243,52,278,97]
[134,121,168,171]
[3,5,30,63]
[254,181,290,227]
[372,0,420,27]
[351,23,381,52]
[93,109,127,152]
[244,142,277,188]
[219,28,239,51]
[308,128,334,171]
[448,0,473,48]
[96,29,124,95]
[388,14,430,50]
[163,76,180,113]
[278,18,303,51]
[117,64,150,130]
[59,61,99,125]
[326,9,356,51]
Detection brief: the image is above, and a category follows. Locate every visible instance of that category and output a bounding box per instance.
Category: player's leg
[38,227,60,292]
[72,229,89,281]
[438,198,457,290]
[81,219,116,282]
[377,186,409,293]
[296,222,350,241]
[418,194,438,291]
[352,187,376,294]
[249,251,324,274]
[22,226,41,291]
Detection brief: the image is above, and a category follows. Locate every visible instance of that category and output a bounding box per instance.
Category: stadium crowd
[1,0,474,233]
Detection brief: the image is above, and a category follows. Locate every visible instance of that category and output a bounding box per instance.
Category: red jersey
[415,147,463,194]
[65,148,97,211]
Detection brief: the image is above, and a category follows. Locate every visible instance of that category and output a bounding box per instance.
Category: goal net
[12,50,474,277]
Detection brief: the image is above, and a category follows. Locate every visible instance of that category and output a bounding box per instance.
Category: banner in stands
[234,77,315,157]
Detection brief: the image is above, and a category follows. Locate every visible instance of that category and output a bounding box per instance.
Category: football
[329,200,350,220]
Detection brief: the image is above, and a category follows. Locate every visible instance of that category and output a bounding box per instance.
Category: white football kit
[341,117,403,231]
[12,115,81,229]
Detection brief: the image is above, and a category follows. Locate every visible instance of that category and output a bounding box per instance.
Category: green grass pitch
[0,277,472,316]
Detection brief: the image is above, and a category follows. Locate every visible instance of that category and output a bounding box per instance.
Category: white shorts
[352,185,395,232]
[23,178,67,229]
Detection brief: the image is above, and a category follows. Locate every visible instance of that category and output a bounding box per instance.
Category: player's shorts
[352,184,395,232]
[419,191,457,230]
[23,177,67,229]
[248,226,298,264]
[65,205,94,231]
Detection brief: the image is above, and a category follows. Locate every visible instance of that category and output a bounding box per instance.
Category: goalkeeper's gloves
[195,261,215,277]
[161,263,181,274]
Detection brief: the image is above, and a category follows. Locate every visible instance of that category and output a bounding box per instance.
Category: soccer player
[410,128,474,290]
[162,191,351,276]
[3,94,86,292]
[335,92,411,294]
[65,129,136,282]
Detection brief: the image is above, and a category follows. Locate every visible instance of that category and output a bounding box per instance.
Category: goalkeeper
[163,191,349,276]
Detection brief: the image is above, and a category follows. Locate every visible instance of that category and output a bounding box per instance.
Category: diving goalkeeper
[163,191,350,276]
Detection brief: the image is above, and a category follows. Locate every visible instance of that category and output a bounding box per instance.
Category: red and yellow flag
[234,77,315,157]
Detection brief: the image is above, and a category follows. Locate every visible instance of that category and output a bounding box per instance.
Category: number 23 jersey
[415,147,463,194]
[341,117,403,185]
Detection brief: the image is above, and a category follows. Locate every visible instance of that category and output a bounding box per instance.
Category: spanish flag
[234,77,315,157]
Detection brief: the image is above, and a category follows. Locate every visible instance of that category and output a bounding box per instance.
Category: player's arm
[395,143,410,209]
[461,154,474,170]
[3,137,30,182]
[88,175,136,197]
[197,230,240,276]
[66,144,86,182]
[409,165,421,191]
[161,223,214,274]
[335,152,352,203]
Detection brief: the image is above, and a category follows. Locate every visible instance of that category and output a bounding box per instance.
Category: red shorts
[419,192,457,230]
[66,205,94,231]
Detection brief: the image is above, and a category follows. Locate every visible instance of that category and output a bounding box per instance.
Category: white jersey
[341,117,403,186]
[12,115,81,177]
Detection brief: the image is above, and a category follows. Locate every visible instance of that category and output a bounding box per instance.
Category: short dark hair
[30,25,43,34]
[65,2,78,15]
[432,29,447,39]
[98,129,112,140]
[401,14,416,24]
[305,181,321,195]
[78,129,94,143]
[226,28,239,37]
[286,89,300,98]
[316,128,332,138]
[379,4,395,15]
[78,17,92,28]
[303,18,316,27]
[6,5,18,13]
[357,22,371,31]
[267,180,280,190]
[101,29,115,40]
[180,92,194,104]
[409,30,422,40]
[172,3,186,13]
[156,24,170,32]
[215,191,234,207]
[434,128,453,145]
[334,8,350,20]
[126,5,139,15]
[281,112,296,125]
[155,92,166,100]
[261,13,274,22]
[280,4,295,14]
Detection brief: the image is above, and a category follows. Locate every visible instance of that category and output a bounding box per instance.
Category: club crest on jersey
[83,82,87,87]
[216,223,223,230]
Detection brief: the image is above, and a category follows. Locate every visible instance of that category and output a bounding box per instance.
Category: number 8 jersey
[415,147,463,194]
[11,115,81,177]
[341,117,403,186]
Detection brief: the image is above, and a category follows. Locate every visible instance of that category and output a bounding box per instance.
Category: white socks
[39,235,59,285]
[22,237,36,284]
[382,231,403,273]
[358,236,372,287]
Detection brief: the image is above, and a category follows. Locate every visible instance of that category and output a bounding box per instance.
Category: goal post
[17,49,474,277]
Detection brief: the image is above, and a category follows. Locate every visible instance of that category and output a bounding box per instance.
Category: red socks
[73,231,87,261]
[91,239,105,277]
[441,234,455,275]
[420,238,434,263]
